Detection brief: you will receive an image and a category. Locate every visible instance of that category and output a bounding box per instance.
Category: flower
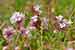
[29,15,38,30]
[55,15,72,29]
[33,5,40,12]
[20,27,30,35]
[59,22,66,28]
[31,15,38,22]
[56,15,64,21]
[15,46,20,50]
[67,48,73,50]
[3,26,15,40]
[59,19,72,28]
[32,5,42,16]
[3,45,9,50]
[10,12,25,24]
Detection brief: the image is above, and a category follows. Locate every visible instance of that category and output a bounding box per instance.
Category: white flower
[15,46,20,50]
[33,18,38,22]
[55,15,72,29]
[31,15,38,22]
[56,15,64,21]
[67,48,73,50]
[28,15,38,30]
[31,15,38,19]
[3,26,15,40]
[24,43,29,47]
[25,30,30,34]
[59,23,66,28]
[33,5,40,12]
[59,19,72,29]
[10,12,25,24]
[3,46,8,50]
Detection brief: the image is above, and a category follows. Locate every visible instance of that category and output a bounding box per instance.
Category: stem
[40,21,43,50]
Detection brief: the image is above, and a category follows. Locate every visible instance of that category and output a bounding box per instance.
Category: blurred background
[0,0,75,50]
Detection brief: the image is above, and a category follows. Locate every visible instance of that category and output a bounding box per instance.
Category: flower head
[55,15,72,29]
[15,46,20,50]
[3,45,9,50]
[56,15,64,21]
[33,5,40,12]
[32,5,42,16]
[67,48,73,50]
[10,12,25,24]
[24,42,29,47]
[3,26,15,40]
[59,19,72,28]
[31,15,38,22]
[29,15,38,30]
[20,27,30,36]
[59,22,66,28]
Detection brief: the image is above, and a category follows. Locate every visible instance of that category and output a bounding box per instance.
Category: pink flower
[55,15,72,29]
[55,15,64,21]
[3,26,15,40]
[33,5,40,12]
[29,15,38,30]
[3,45,9,50]
[31,15,38,22]
[10,12,25,24]
[59,19,72,28]
[10,12,25,30]
[20,27,30,35]
[32,5,42,16]
[65,48,73,50]
[15,46,20,50]
[59,22,66,28]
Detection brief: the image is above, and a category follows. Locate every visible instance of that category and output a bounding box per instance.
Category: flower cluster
[3,45,9,50]
[55,15,73,29]
[3,5,42,41]
[29,5,41,30]
[2,12,30,42]
[33,5,40,12]
[15,46,20,50]
[3,26,15,41]
[20,27,29,35]
[29,15,38,30]
[10,12,25,30]
[65,48,73,50]
[32,5,41,16]
[10,12,25,24]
